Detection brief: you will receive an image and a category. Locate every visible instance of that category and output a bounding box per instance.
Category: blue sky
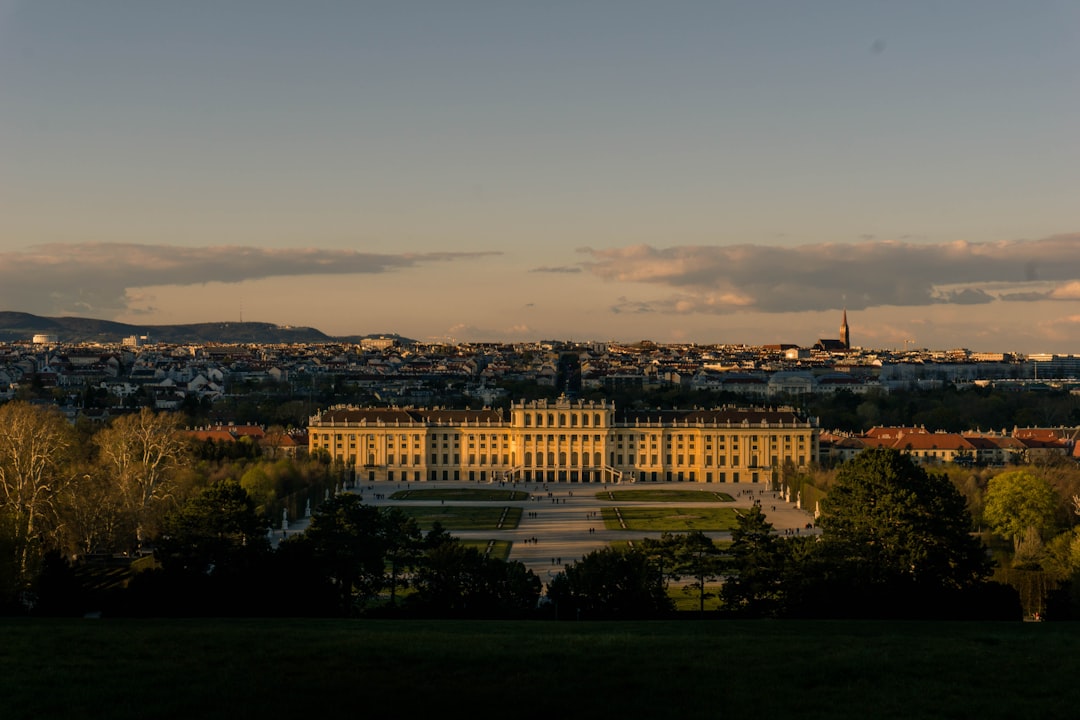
[1,1,1078,351]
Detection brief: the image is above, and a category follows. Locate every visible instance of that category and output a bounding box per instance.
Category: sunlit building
[308,397,818,485]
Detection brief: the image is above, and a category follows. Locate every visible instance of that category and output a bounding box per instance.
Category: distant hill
[0,311,395,344]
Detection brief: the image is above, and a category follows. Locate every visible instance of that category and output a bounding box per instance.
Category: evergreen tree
[546,547,673,619]
[808,447,998,617]
[721,506,787,616]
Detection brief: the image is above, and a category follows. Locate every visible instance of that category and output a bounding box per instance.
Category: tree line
[6,397,1080,619]
[0,401,335,611]
[70,490,542,619]
[547,449,1021,620]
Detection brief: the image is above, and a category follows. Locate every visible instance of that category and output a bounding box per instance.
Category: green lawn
[459,539,513,561]
[389,488,529,501]
[603,506,741,531]
[393,505,522,530]
[0,618,1076,720]
[611,539,731,552]
[598,489,734,502]
[671,585,724,612]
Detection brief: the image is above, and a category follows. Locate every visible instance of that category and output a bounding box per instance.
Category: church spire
[840,308,850,349]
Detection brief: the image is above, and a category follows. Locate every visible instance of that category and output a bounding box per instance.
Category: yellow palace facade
[308,398,818,485]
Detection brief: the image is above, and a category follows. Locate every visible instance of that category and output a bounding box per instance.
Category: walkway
[272,481,818,578]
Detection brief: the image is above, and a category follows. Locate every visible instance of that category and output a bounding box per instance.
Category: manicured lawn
[393,505,522,530]
[671,585,724,612]
[389,488,529,501]
[459,539,513,561]
[597,489,734,502]
[1,618,1077,720]
[611,539,731,552]
[603,506,741,531]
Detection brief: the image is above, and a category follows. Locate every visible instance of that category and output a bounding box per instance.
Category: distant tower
[840,308,850,349]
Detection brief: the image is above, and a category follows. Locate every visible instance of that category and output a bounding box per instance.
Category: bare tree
[262,425,287,459]
[95,408,192,549]
[0,402,75,586]
[57,466,126,556]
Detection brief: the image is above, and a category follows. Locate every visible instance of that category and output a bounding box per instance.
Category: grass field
[0,618,1075,720]
[671,585,724,612]
[604,506,741,531]
[459,539,512,560]
[389,488,529,501]
[392,505,522,530]
[598,489,734,502]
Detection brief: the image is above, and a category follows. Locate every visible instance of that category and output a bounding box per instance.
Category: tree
[673,531,724,615]
[157,481,270,577]
[638,532,686,591]
[289,494,389,615]
[407,539,541,617]
[812,446,993,617]
[640,531,724,615]
[546,547,673,619]
[298,494,385,613]
[261,425,288,459]
[379,507,423,606]
[239,465,275,510]
[56,466,126,556]
[0,402,75,594]
[984,470,1059,552]
[721,505,787,617]
[95,408,192,549]
[818,447,991,593]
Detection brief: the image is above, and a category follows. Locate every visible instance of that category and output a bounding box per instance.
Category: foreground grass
[604,506,741,531]
[0,618,1075,720]
[599,489,734,502]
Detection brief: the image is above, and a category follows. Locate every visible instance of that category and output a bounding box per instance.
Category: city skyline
[2,2,1079,353]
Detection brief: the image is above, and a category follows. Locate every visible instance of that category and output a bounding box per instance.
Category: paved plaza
[272,480,818,579]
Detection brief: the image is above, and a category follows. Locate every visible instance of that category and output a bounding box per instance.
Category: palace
[308,398,819,485]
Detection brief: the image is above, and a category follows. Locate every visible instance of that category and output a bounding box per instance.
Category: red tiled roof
[889,433,975,451]
[864,426,928,439]
[184,429,239,443]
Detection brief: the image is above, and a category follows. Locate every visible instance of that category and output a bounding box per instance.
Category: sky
[1,1,1079,353]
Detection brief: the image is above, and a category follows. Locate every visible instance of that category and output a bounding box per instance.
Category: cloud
[0,242,498,317]
[610,297,657,314]
[930,288,995,305]
[1035,314,1080,342]
[581,234,1080,315]
[530,266,582,273]
[1049,281,1080,300]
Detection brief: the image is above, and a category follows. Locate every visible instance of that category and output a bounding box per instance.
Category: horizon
[2,2,1078,354]
[0,307,1068,356]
